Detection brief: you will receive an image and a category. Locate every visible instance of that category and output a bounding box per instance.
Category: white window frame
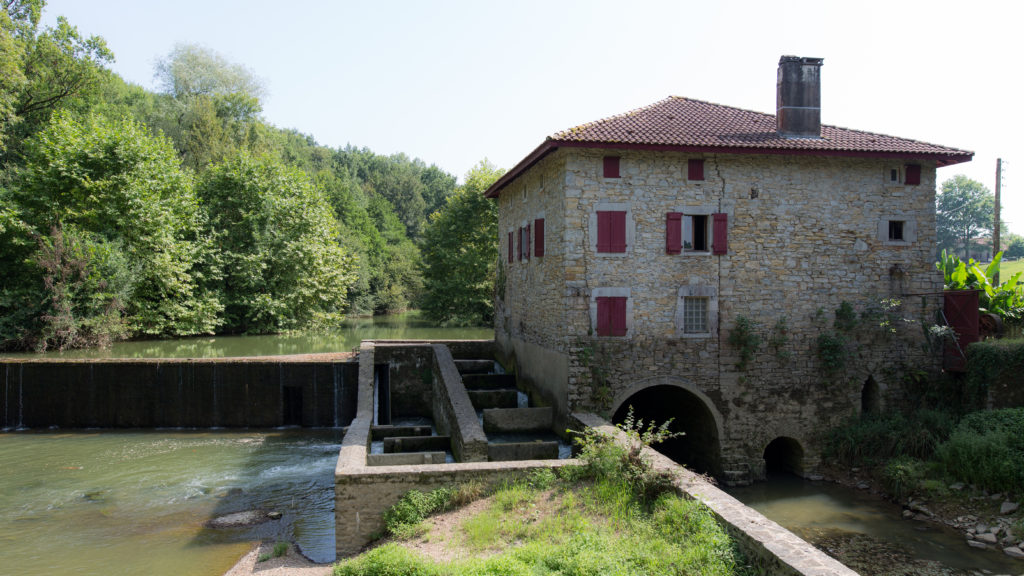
[674,285,717,338]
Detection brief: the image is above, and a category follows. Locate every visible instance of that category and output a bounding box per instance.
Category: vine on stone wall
[727,315,761,370]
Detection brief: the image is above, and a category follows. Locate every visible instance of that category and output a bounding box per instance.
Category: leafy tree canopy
[420,159,504,326]
[937,175,994,261]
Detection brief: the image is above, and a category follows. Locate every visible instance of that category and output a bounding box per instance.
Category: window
[888,220,904,241]
[878,216,916,245]
[905,164,921,186]
[524,223,531,260]
[682,297,709,334]
[597,210,627,253]
[596,296,628,337]
[684,215,708,251]
[534,218,545,257]
[603,156,620,178]
[675,285,717,337]
[688,158,705,181]
[887,167,901,185]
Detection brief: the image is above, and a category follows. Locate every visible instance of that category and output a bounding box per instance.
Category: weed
[883,456,923,500]
[382,487,455,539]
[727,315,761,370]
[768,316,791,361]
[816,331,848,374]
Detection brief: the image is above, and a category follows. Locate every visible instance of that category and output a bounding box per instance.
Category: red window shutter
[905,164,921,186]
[534,218,545,257]
[688,159,705,181]
[712,212,728,255]
[507,231,513,263]
[597,211,611,252]
[666,212,682,254]
[611,297,627,336]
[517,227,523,261]
[524,223,531,260]
[596,297,610,336]
[603,156,620,178]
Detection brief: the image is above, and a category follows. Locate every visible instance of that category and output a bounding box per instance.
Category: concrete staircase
[455,359,559,461]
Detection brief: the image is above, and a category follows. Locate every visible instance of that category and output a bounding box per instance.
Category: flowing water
[728,476,1023,574]
[0,429,345,576]
[0,311,492,359]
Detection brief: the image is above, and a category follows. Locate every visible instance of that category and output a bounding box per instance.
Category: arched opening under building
[763,436,804,477]
[612,385,721,476]
[861,376,880,417]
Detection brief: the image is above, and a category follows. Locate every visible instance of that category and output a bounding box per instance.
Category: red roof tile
[485,96,973,198]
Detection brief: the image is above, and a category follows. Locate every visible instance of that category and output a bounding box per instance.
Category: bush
[882,456,924,500]
[935,408,1024,494]
[334,543,439,576]
[825,410,956,466]
[382,487,455,538]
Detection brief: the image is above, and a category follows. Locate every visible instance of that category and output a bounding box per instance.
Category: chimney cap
[779,55,824,66]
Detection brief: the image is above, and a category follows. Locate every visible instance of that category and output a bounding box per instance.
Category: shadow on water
[184,429,345,565]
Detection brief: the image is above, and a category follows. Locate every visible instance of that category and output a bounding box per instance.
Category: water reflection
[0,311,492,359]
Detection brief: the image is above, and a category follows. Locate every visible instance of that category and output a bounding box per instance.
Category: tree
[420,160,504,326]
[11,111,221,341]
[936,175,994,261]
[1006,234,1024,260]
[198,153,356,333]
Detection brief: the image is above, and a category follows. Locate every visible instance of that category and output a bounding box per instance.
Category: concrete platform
[468,389,518,410]
[371,425,432,440]
[366,451,447,466]
[483,407,553,433]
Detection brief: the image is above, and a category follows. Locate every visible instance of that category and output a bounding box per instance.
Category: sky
[42,0,1024,234]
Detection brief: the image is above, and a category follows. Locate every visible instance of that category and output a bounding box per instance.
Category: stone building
[485,56,973,483]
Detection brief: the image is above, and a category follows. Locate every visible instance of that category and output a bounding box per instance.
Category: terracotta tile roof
[485,96,972,198]
[551,96,972,158]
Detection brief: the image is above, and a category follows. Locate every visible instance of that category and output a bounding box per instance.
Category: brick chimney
[776,56,824,139]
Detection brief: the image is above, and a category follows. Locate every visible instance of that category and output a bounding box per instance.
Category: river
[728,475,1023,574]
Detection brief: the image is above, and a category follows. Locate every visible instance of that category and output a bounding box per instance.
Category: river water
[728,476,1023,574]
[0,313,491,575]
[0,311,493,359]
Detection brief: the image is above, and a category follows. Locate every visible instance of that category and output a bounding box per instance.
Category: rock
[205,510,270,529]
[857,482,870,490]
[977,532,999,545]
[968,540,989,550]
[992,493,1004,500]
[950,482,966,491]
[851,467,860,473]
[806,473,824,481]
[902,509,915,520]
[908,501,933,517]
[267,511,283,520]
[1003,546,1024,559]
[977,523,990,534]
[967,532,976,540]
[1000,501,1020,515]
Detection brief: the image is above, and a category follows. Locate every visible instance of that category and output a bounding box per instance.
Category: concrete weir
[335,340,858,575]
[0,356,358,429]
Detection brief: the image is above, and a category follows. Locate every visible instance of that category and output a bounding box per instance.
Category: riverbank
[224,542,332,576]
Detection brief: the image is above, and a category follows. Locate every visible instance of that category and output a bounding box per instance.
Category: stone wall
[0,358,357,429]
[497,147,944,480]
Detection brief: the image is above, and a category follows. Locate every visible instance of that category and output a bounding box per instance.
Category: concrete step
[462,373,516,390]
[371,425,432,441]
[488,441,560,461]
[383,435,451,453]
[483,407,553,433]
[367,452,446,466]
[468,389,519,410]
[454,359,496,374]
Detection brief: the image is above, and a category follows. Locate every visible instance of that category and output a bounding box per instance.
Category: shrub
[882,456,923,500]
[935,408,1024,494]
[825,410,956,466]
[382,487,455,538]
[333,543,439,576]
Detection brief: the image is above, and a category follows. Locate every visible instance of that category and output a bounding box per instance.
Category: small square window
[683,215,708,251]
[888,220,905,241]
[888,168,900,184]
[683,297,709,334]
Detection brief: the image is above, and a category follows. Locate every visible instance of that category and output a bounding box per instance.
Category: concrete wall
[430,344,488,462]
[496,147,944,481]
[0,358,358,429]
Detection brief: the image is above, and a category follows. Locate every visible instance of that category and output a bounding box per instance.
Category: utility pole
[994,158,1002,284]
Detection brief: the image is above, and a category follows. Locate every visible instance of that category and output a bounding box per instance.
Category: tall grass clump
[935,408,1024,494]
[825,409,956,466]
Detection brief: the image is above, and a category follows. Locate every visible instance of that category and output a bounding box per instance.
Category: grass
[335,428,752,576]
[257,541,289,562]
[1000,258,1024,278]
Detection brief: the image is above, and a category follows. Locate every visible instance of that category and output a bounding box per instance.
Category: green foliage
[935,409,1024,494]
[966,339,1024,403]
[198,152,356,333]
[937,250,1024,324]
[1007,236,1024,260]
[882,456,924,501]
[768,316,791,361]
[420,160,504,326]
[382,487,455,538]
[936,175,995,260]
[6,111,221,344]
[825,410,956,467]
[816,331,848,374]
[834,301,858,332]
[727,315,761,370]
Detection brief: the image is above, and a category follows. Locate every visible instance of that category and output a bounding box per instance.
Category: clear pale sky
[43,0,1024,234]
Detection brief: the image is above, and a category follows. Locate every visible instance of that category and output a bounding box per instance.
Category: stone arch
[610,378,724,476]
[763,436,804,476]
[861,375,880,417]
